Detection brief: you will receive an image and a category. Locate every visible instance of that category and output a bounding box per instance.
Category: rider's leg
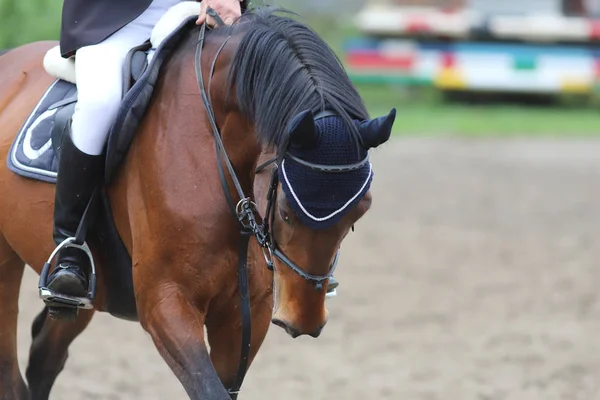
[46,0,180,299]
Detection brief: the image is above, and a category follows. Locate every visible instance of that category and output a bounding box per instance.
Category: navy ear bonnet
[278,108,396,230]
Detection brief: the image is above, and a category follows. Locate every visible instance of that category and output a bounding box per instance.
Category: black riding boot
[46,132,104,298]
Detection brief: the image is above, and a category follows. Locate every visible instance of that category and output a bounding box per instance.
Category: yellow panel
[434,68,466,89]
[560,78,592,94]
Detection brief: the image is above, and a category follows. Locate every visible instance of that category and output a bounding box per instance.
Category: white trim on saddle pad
[43,1,201,84]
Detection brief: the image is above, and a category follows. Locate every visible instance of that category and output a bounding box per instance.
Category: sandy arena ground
[16,137,600,400]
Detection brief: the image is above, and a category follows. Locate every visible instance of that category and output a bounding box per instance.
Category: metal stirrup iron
[39,189,99,311]
[38,237,97,310]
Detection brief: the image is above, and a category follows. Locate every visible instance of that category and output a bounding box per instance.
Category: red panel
[405,17,431,33]
[594,58,600,79]
[441,52,456,69]
[589,20,600,40]
[346,53,415,70]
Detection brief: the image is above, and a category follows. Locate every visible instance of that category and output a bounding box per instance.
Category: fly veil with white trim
[279,108,397,230]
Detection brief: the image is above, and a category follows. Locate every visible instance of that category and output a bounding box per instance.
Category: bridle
[194,10,368,398]
[195,22,343,292]
[249,144,357,289]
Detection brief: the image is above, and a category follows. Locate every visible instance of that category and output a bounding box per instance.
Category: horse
[0,6,394,400]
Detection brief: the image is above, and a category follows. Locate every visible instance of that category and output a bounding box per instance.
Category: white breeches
[71,0,181,155]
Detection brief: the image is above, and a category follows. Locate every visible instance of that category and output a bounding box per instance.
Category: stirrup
[326,289,337,298]
[38,237,97,310]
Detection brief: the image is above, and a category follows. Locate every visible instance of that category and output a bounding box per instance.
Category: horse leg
[25,307,95,400]
[138,288,231,400]
[205,296,272,393]
[0,235,29,399]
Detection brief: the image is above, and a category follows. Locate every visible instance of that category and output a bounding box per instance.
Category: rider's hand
[196,0,242,26]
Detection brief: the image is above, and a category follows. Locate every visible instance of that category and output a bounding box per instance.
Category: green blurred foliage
[0,0,62,48]
[0,0,354,49]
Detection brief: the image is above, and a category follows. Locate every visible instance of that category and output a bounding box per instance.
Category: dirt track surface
[17,138,600,400]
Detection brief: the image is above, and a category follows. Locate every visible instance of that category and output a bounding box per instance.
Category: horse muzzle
[271,317,327,338]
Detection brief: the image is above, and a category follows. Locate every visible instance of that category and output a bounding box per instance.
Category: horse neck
[111,36,263,252]
[203,35,264,207]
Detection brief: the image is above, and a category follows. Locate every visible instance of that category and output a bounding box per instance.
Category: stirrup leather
[38,237,97,310]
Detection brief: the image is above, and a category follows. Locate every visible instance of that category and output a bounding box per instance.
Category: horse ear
[358,108,396,149]
[287,109,319,149]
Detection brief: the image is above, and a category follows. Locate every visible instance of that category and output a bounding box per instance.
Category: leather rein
[194,9,366,397]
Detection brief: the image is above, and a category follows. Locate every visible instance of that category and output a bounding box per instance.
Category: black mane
[222,7,369,151]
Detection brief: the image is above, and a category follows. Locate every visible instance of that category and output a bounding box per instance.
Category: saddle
[8,1,202,184]
[6,2,202,321]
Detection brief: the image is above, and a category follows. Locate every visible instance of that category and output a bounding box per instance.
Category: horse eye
[280,209,292,224]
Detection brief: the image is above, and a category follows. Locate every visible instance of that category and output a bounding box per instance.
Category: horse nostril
[309,323,326,338]
[271,318,301,338]
[271,318,286,330]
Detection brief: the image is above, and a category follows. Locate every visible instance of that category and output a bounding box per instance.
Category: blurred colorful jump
[344,37,600,94]
[346,4,600,94]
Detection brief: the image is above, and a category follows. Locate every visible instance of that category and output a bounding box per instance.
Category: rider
[46,0,338,305]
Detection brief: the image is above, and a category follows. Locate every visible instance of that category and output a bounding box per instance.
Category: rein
[195,19,250,400]
[194,10,362,397]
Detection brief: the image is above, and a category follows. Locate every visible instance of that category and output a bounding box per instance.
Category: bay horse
[0,7,394,400]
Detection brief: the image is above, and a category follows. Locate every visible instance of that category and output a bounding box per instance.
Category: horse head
[211,8,397,338]
[267,108,396,337]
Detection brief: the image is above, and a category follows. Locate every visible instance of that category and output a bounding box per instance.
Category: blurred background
[3,0,600,134]
[4,0,600,399]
